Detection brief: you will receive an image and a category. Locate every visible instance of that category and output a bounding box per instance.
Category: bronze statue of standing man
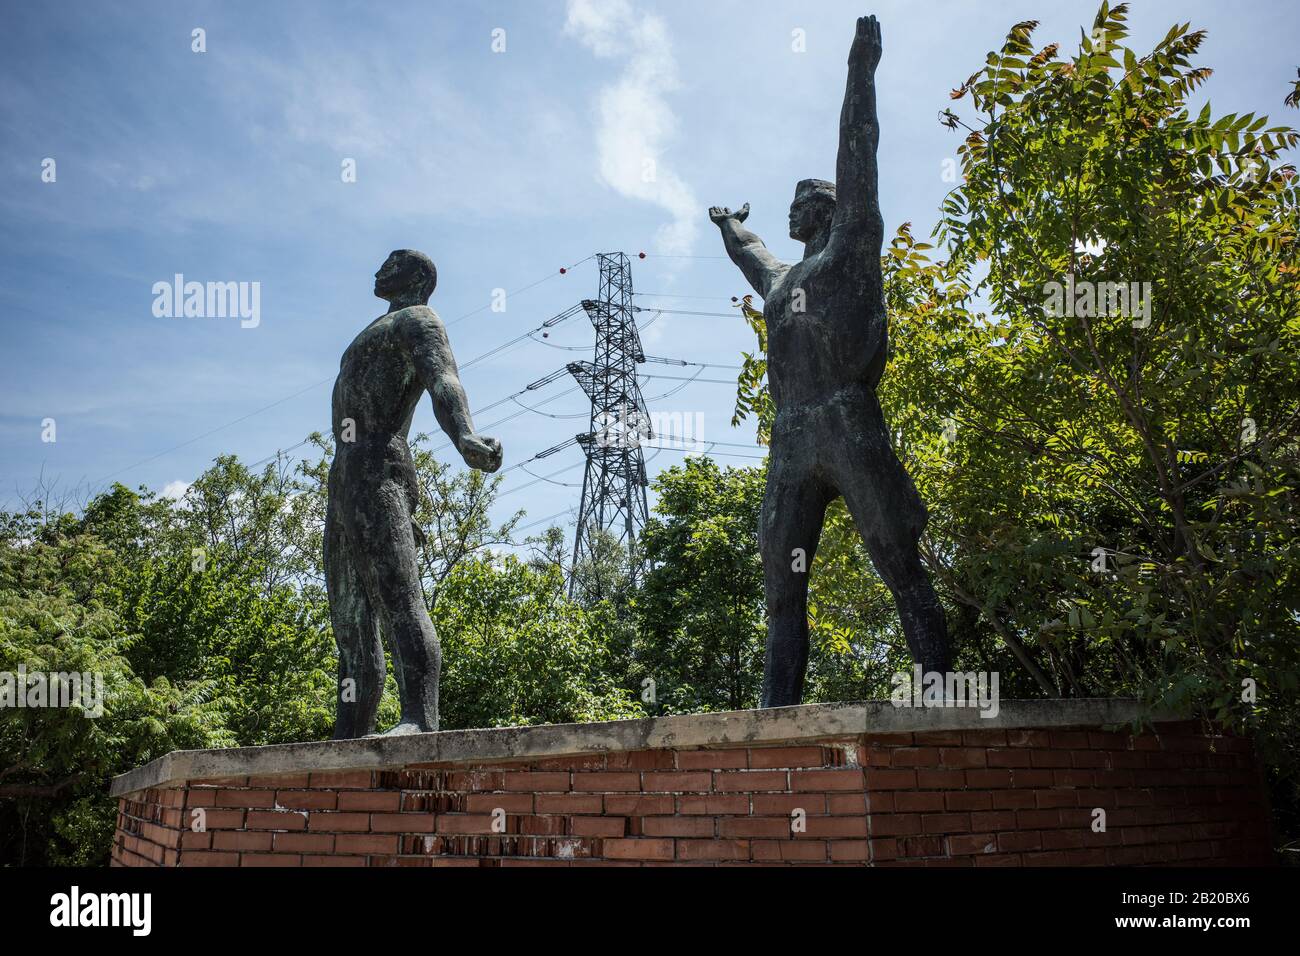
[326,250,502,738]
[710,16,952,706]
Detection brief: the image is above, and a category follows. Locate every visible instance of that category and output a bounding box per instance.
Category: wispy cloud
[564,0,699,255]
[0,19,587,236]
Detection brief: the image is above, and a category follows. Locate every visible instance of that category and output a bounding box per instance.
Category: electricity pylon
[567,252,650,598]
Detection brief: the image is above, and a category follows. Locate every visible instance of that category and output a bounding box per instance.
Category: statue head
[789,179,836,242]
[374,249,438,305]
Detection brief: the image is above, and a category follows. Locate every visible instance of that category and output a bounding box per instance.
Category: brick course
[111,724,1272,867]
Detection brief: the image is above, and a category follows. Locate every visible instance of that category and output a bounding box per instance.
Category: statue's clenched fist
[459,432,503,472]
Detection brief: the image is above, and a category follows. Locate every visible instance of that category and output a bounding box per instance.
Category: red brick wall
[111,721,1272,867]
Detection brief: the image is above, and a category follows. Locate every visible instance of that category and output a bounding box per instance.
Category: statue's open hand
[459,433,503,472]
[709,203,750,225]
[852,15,882,70]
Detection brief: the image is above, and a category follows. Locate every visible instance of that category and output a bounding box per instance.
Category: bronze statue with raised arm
[325,249,502,738]
[709,16,952,706]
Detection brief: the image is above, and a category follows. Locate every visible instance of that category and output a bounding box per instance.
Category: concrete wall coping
[110,698,1152,797]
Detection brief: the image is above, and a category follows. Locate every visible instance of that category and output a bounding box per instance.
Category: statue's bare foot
[381,722,428,737]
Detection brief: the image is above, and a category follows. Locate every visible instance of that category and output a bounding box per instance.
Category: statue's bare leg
[759,445,833,708]
[833,397,952,675]
[325,496,385,739]
[342,480,441,734]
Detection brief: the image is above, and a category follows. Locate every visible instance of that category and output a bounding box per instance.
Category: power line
[231,357,743,475]
[254,370,583,469]
[643,367,703,400]
[650,438,766,450]
[634,306,741,318]
[634,292,739,301]
[96,377,331,484]
[458,302,587,369]
[467,367,568,417]
[249,436,318,471]
[642,374,740,385]
[95,247,761,537]
[497,461,584,499]
[446,254,594,327]
[92,258,597,487]
[274,306,589,463]
[433,387,583,454]
[643,355,742,370]
[528,335,589,352]
[635,309,665,334]
[518,464,582,487]
[265,355,725,472]
[511,394,589,420]
[250,307,586,470]
[507,450,646,541]
[528,307,663,352]
[514,507,575,533]
[645,443,767,460]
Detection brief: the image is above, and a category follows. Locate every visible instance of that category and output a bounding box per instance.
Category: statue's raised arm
[827,15,885,260]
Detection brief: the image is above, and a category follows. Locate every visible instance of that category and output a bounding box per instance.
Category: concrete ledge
[110,698,1149,797]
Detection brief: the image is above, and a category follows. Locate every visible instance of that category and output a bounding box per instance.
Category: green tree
[435,555,642,728]
[0,515,230,865]
[82,467,340,746]
[1,433,627,864]
[927,2,1300,835]
[632,459,765,712]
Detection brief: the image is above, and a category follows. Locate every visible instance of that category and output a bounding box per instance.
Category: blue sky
[2,0,1296,543]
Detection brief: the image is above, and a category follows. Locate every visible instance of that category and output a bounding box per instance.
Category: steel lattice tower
[567,252,650,597]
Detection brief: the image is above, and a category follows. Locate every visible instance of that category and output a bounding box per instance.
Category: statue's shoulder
[390,305,444,334]
[390,304,439,321]
[766,262,797,296]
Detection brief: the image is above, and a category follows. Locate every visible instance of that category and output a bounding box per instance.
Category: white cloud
[565,0,699,255]
[161,480,191,501]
